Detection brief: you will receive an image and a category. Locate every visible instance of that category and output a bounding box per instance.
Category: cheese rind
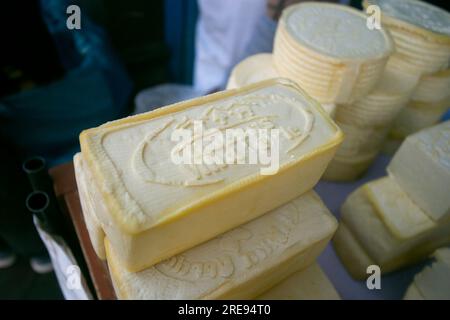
[390,100,449,138]
[332,222,375,280]
[363,0,450,75]
[105,191,338,300]
[337,185,450,278]
[388,121,450,221]
[365,0,450,38]
[364,177,436,239]
[413,68,450,103]
[334,121,390,158]
[404,248,450,300]
[256,263,340,300]
[80,79,343,271]
[73,153,106,260]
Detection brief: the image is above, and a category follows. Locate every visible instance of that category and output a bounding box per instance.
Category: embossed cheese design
[154,201,302,282]
[105,190,337,299]
[129,95,314,187]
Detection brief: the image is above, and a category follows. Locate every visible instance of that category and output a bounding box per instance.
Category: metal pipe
[22,156,53,192]
[26,191,56,234]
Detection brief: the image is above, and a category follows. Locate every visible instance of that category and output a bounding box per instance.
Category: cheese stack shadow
[333,121,450,280]
[74,79,343,299]
[361,0,450,154]
[404,248,450,300]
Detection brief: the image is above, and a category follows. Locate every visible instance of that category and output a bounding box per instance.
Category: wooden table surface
[50,162,116,300]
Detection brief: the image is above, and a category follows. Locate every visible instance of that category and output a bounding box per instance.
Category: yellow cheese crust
[256,263,340,300]
[338,185,450,277]
[405,248,450,300]
[80,78,342,235]
[363,0,450,45]
[73,153,106,260]
[364,176,436,239]
[105,191,337,300]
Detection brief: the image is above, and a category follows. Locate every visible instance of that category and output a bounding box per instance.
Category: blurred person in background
[193,0,343,94]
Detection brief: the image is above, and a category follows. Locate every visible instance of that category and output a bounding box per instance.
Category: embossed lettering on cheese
[81,82,340,232]
[106,191,337,299]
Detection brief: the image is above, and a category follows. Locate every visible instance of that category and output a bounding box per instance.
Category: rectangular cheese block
[74,153,106,260]
[105,191,337,299]
[257,263,340,300]
[80,79,343,271]
[337,186,450,278]
[388,121,450,221]
[364,176,436,239]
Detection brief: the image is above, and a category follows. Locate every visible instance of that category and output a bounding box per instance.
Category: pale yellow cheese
[332,223,375,280]
[80,79,343,271]
[225,56,336,118]
[333,120,390,158]
[257,263,340,300]
[413,68,450,103]
[404,248,450,300]
[337,186,450,278]
[73,153,106,260]
[390,100,449,138]
[364,177,436,239]
[105,191,338,300]
[388,121,450,221]
[363,0,450,75]
[226,54,278,90]
[335,68,416,127]
[434,247,450,267]
[273,2,393,104]
[322,152,377,182]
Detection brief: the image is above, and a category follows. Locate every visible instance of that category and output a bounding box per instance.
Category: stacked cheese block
[226,54,337,118]
[362,0,450,154]
[271,2,396,181]
[333,121,450,279]
[404,248,450,300]
[74,79,343,299]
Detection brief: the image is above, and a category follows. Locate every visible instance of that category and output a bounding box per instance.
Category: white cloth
[194,0,267,93]
[34,217,92,300]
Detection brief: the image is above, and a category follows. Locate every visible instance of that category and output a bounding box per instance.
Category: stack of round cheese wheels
[273,2,393,105]
[363,0,450,155]
[363,0,450,76]
[226,54,278,90]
